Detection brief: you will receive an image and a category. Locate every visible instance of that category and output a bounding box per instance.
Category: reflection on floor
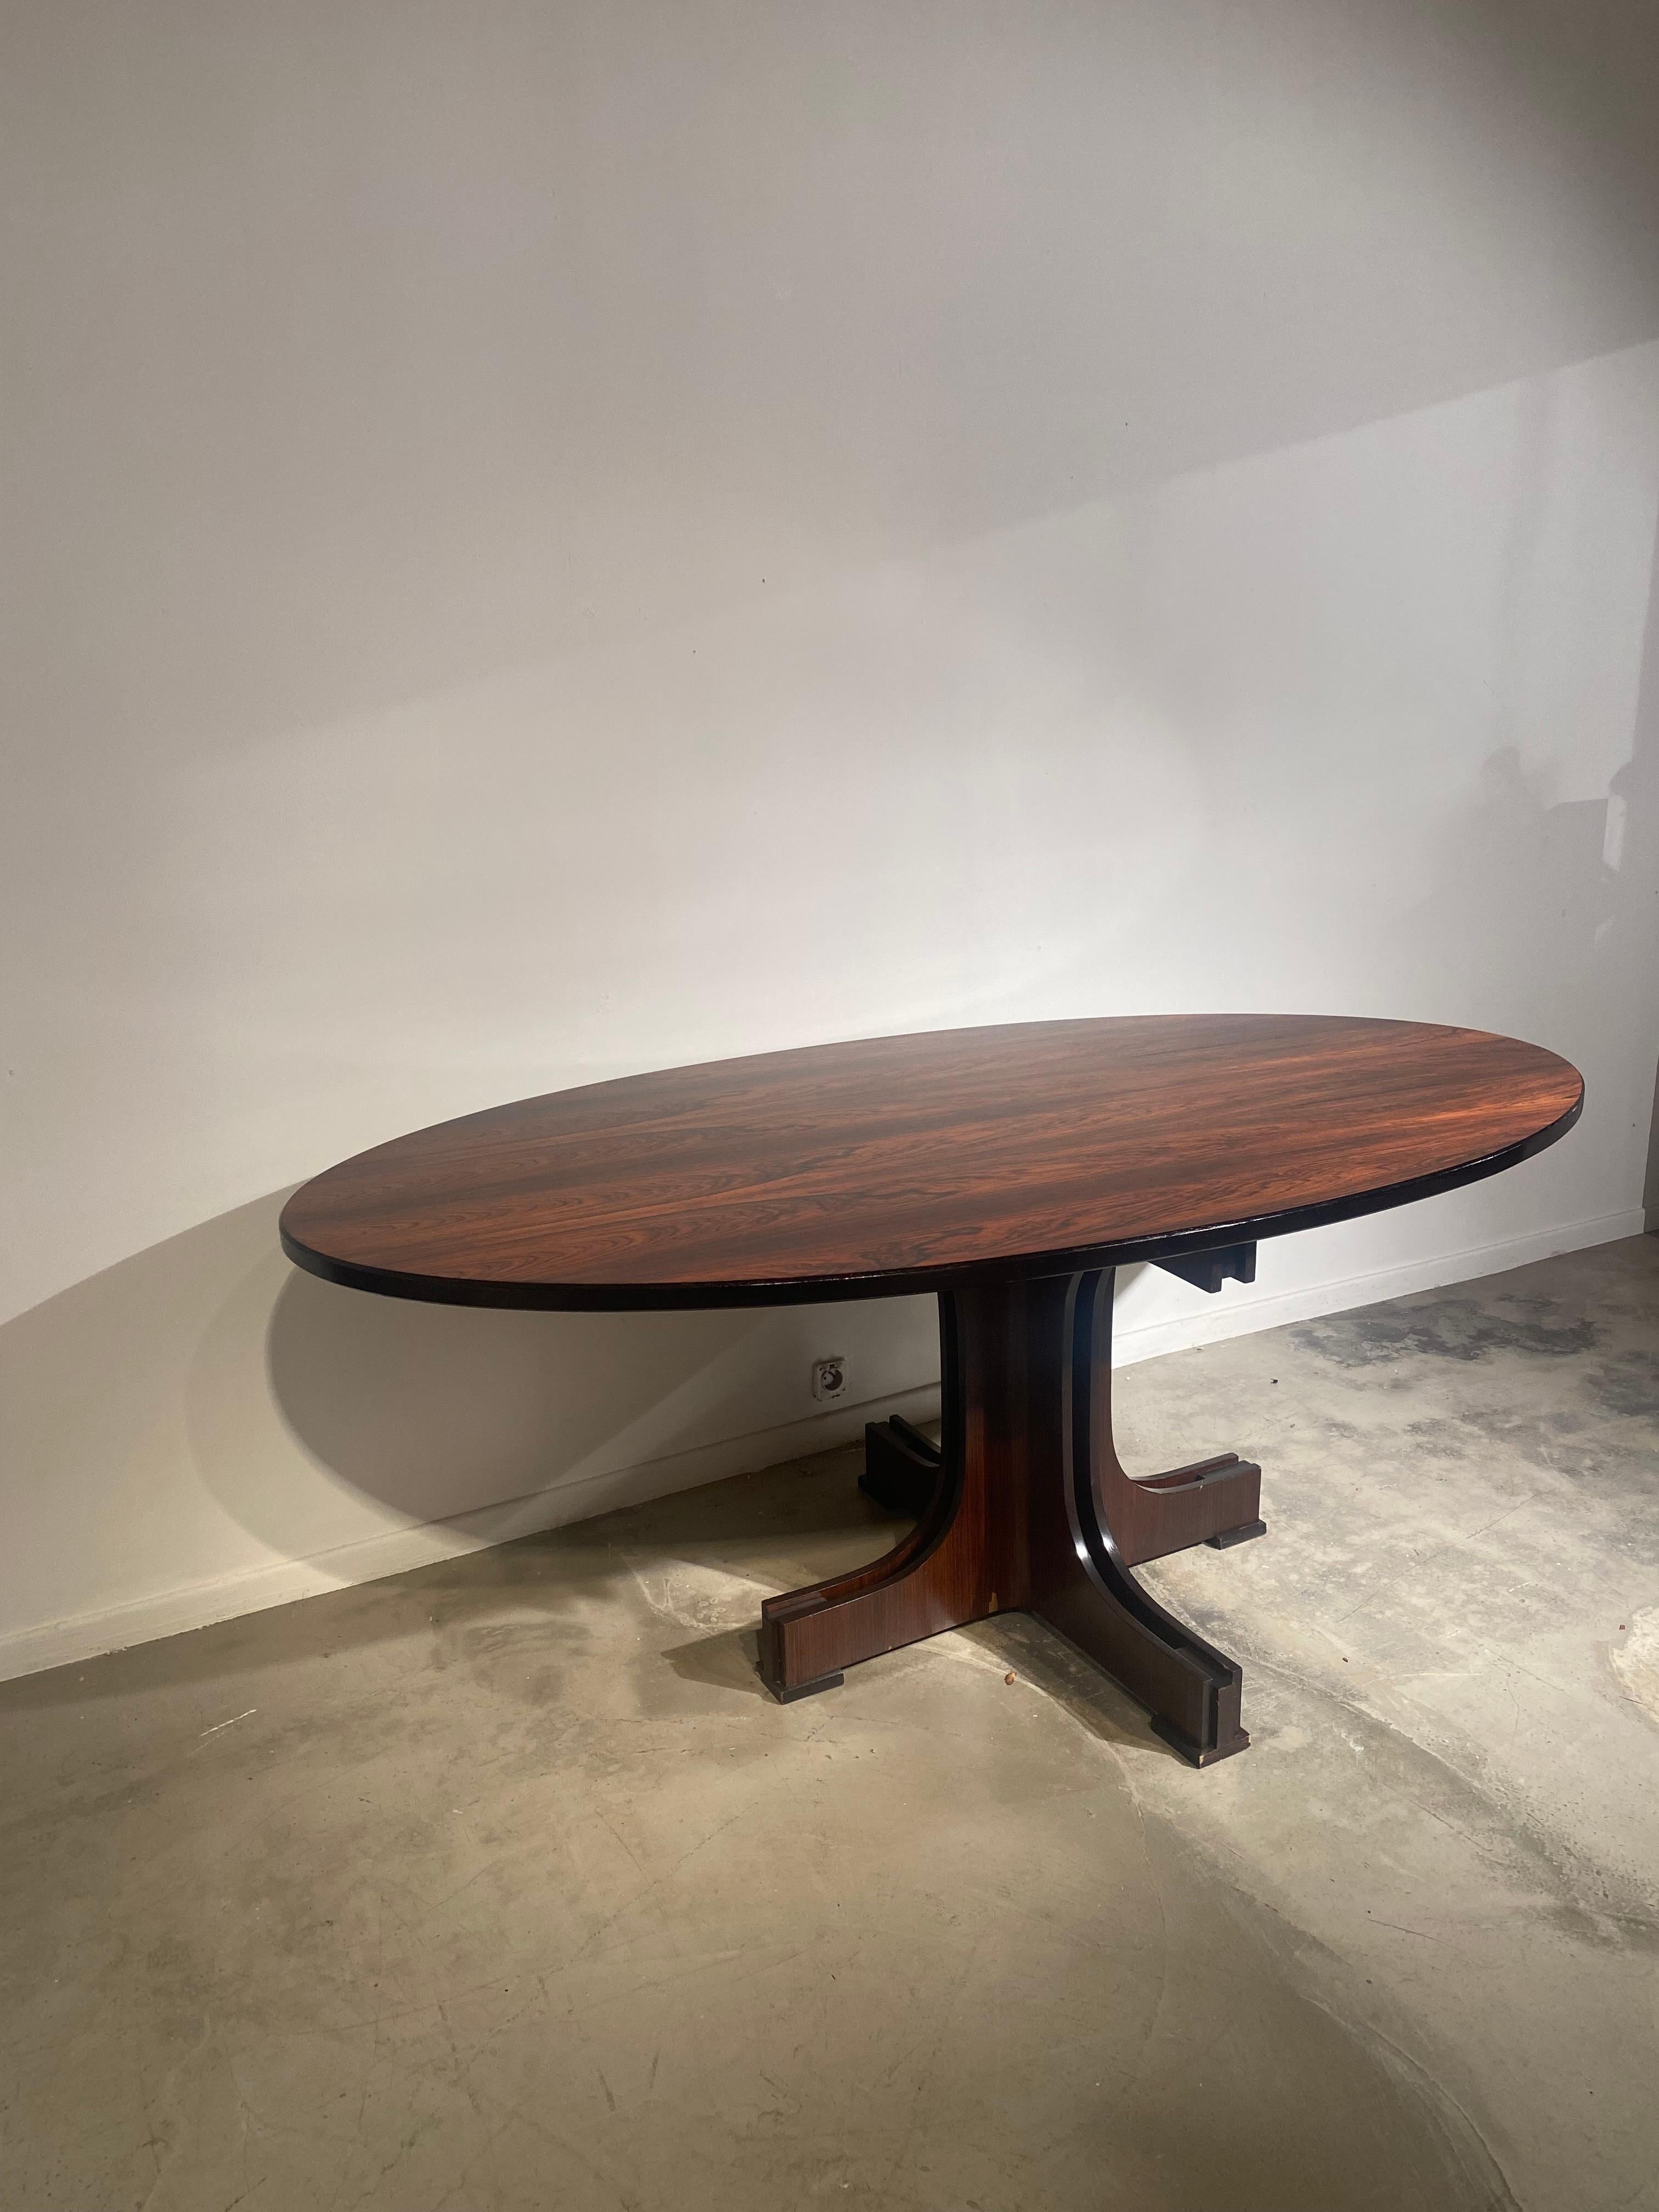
[3,1239,1657,2211]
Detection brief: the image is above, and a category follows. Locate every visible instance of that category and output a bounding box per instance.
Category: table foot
[767,1669,844,1703]
[758,1264,1265,1761]
[1152,1714,1251,1767]
[1206,1517,1268,1550]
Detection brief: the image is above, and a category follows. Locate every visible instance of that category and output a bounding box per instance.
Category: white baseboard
[1,1206,1638,1686]
[0,1383,942,1686]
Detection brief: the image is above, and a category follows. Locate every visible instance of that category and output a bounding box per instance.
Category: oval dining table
[280,1014,1582,1766]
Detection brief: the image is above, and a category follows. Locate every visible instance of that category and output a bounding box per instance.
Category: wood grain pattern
[279,1016,1582,1311]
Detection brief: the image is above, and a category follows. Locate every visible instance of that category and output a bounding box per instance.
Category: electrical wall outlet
[811,1356,848,1402]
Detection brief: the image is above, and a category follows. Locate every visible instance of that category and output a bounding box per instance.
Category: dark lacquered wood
[859,1415,946,1516]
[1154,1240,1258,1297]
[759,1268,1261,1762]
[280,1016,1582,1310]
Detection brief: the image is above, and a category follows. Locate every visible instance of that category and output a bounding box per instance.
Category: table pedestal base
[757,1269,1265,1765]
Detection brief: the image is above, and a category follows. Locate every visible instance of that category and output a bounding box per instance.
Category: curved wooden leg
[758,1297,986,1699]
[755,1459,968,1700]
[1066,1267,1266,1566]
[759,1266,1264,1761]
[1028,1269,1251,1763]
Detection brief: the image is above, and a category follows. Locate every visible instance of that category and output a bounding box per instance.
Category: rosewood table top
[279,1014,1582,1311]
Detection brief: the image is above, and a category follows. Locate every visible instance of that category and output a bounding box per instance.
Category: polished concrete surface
[4,1239,1657,2211]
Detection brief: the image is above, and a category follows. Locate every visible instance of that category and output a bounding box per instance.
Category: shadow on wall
[1404,746,1620,1038]
[1,1186,939,1661]
[206,1204,932,1546]
[1632,518,1659,1226]
[239,1266,770,1543]
[1395,426,1659,1128]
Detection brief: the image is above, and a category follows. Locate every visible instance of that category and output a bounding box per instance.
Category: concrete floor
[4,1241,1658,2212]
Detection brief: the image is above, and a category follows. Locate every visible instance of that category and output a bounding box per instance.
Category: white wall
[5,0,1659,1678]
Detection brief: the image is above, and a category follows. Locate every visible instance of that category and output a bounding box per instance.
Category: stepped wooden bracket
[1152,1241,1256,1296]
